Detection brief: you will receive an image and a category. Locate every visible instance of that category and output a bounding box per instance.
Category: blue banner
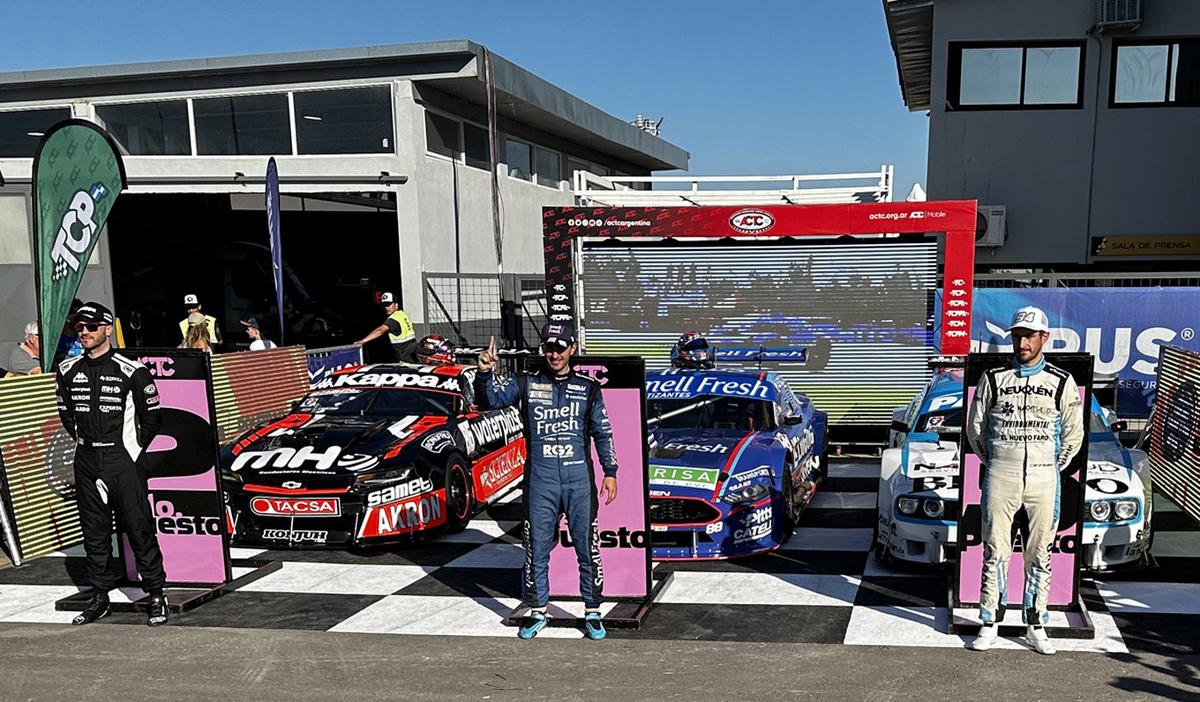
[305,345,363,387]
[265,158,284,344]
[936,287,1200,417]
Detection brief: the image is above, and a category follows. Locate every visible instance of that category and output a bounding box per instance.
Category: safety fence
[0,346,320,566]
[422,272,546,350]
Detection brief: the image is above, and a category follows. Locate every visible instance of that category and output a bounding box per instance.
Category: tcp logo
[729,209,775,234]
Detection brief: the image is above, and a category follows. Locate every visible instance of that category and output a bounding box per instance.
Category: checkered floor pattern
[2,459,1198,653]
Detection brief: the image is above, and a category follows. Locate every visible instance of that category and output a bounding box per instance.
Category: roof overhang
[882,0,934,112]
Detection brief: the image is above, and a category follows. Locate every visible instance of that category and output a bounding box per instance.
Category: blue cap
[540,321,576,348]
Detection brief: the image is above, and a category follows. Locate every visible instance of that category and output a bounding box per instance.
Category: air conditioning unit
[1096,0,1143,33]
[975,205,1007,247]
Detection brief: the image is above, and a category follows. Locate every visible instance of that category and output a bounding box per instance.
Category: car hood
[648,428,749,469]
[226,413,445,477]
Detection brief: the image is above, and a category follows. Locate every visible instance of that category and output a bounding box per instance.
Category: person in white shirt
[241,318,277,351]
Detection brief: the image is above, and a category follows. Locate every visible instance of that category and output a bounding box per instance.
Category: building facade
[884,0,1200,271]
[0,41,687,359]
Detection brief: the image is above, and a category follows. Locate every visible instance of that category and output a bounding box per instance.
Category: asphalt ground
[1,623,1197,701]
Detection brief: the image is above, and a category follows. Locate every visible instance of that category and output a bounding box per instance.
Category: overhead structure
[574,167,894,208]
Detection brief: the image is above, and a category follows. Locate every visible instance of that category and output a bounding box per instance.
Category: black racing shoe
[71,592,111,626]
[146,593,169,627]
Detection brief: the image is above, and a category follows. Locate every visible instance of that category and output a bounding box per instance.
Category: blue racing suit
[476,369,618,609]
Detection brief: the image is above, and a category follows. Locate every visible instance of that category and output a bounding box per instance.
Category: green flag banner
[32,120,127,371]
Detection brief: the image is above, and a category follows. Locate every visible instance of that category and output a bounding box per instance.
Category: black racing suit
[55,348,167,592]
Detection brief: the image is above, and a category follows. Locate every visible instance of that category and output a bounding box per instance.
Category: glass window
[567,158,590,180]
[959,48,1023,105]
[506,138,531,180]
[1023,47,1081,104]
[295,86,393,154]
[535,147,561,187]
[424,111,460,158]
[1115,44,1170,103]
[1175,42,1200,104]
[96,101,190,155]
[463,122,490,169]
[0,108,72,157]
[194,94,291,155]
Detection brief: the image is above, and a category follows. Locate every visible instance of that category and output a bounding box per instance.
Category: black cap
[539,321,576,348]
[240,318,260,330]
[70,302,114,325]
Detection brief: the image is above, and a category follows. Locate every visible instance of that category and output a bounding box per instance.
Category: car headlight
[1088,500,1112,522]
[897,497,919,515]
[1114,499,1139,521]
[355,467,414,487]
[723,483,769,504]
[922,498,945,519]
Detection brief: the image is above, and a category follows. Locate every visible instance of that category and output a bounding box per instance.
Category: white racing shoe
[968,625,998,651]
[1026,626,1056,655]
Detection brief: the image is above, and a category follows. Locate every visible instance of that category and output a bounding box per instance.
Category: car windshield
[295,388,460,416]
[1090,411,1113,436]
[648,395,774,432]
[916,407,962,442]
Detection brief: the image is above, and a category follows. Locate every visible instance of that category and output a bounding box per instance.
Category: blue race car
[645,369,828,560]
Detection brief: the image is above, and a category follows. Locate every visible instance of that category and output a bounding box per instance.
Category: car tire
[781,464,798,540]
[444,455,474,534]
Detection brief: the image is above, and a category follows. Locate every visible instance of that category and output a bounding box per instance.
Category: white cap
[183,293,200,306]
[1008,306,1050,333]
[24,321,38,336]
[380,292,396,305]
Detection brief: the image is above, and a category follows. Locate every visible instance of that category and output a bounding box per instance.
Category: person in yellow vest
[355,292,416,362]
[178,294,222,348]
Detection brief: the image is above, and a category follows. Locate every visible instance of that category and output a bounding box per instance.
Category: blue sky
[2,0,929,190]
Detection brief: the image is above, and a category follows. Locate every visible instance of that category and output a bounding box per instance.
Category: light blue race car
[646,369,828,560]
[875,366,1153,570]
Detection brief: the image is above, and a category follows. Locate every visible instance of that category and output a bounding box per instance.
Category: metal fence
[422,272,546,349]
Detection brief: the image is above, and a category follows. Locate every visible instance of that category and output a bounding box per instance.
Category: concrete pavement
[1,622,1196,701]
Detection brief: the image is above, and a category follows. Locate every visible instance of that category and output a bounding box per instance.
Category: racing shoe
[968,624,998,651]
[146,593,170,627]
[1026,626,1056,655]
[71,591,111,626]
[583,611,606,641]
[517,610,549,639]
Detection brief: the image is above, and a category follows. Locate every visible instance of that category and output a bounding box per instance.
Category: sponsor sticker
[261,529,328,542]
[250,497,341,517]
[359,489,447,538]
[649,465,720,489]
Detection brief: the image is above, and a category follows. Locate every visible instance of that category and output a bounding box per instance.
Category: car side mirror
[783,416,803,426]
[891,419,910,433]
[1111,420,1127,433]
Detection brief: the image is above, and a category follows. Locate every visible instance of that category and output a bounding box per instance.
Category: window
[950,43,1083,108]
[295,86,393,154]
[425,111,460,159]
[194,94,291,155]
[96,101,190,155]
[535,147,561,187]
[1114,41,1200,105]
[505,138,531,180]
[463,122,490,169]
[0,108,72,157]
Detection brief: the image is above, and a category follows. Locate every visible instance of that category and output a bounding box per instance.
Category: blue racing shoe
[584,611,606,640]
[517,610,549,639]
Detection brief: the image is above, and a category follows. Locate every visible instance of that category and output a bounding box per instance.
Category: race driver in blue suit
[475,322,618,640]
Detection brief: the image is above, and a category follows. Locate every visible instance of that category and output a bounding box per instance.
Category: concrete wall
[927,0,1200,267]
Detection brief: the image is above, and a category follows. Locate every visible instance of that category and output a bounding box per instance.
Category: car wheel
[444,455,474,533]
[781,465,798,539]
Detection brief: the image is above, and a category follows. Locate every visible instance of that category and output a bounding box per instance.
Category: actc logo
[729,209,775,234]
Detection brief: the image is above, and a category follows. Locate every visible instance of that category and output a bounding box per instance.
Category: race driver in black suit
[54,302,170,626]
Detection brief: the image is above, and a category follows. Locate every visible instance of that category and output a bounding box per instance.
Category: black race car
[219,364,525,547]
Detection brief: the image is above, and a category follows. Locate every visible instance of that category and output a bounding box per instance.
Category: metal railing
[573,167,894,207]
[975,271,1200,288]
[422,272,546,349]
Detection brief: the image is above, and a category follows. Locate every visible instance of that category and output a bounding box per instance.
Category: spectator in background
[241,318,277,351]
[180,312,213,354]
[355,292,416,362]
[8,321,42,375]
[178,293,222,348]
[55,299,85,364]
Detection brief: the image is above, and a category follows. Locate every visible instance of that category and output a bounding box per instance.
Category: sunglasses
[541,342,570,354]
[74,323,104,333]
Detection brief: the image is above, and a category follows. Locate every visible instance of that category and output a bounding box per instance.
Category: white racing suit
[966,357,1084,625]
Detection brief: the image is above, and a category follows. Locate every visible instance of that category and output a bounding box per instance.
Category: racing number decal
[912,476,958,492]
